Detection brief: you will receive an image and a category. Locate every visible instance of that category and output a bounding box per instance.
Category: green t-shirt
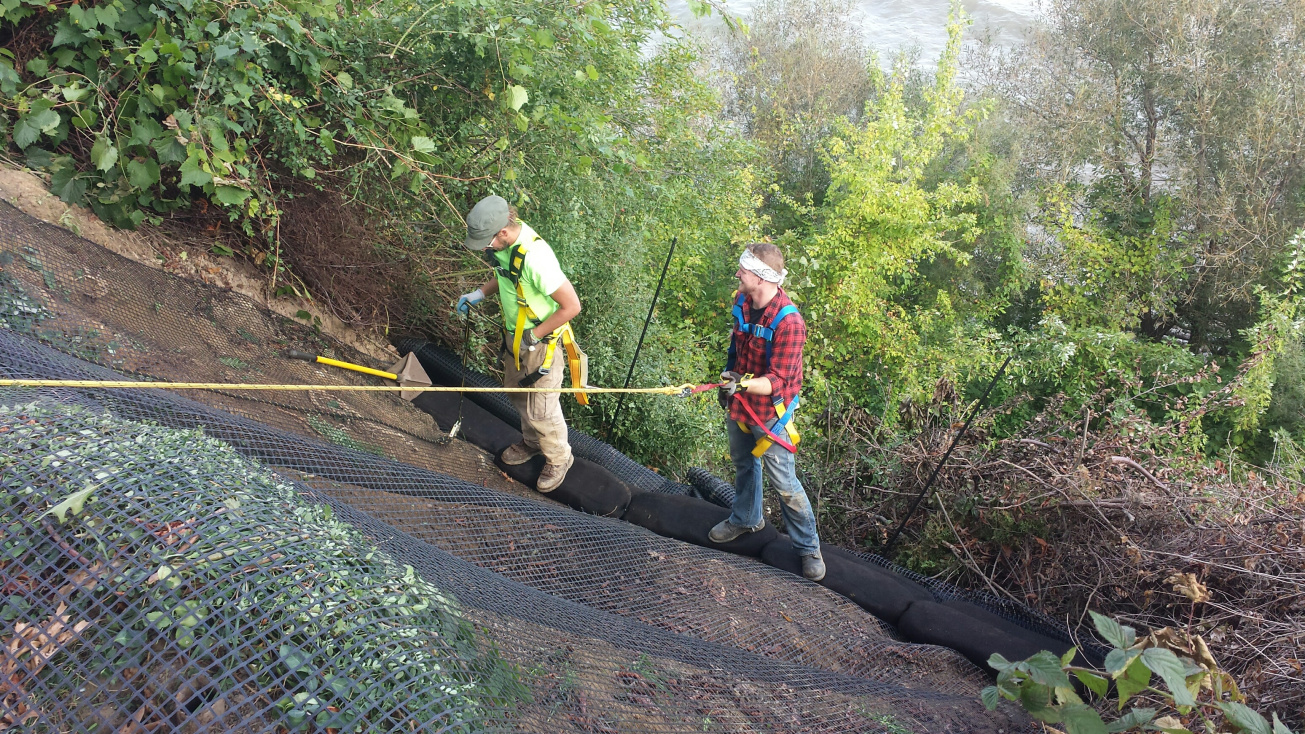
[492,222,568,334]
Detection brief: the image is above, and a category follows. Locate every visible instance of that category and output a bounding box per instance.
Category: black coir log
[621,491,777,557]
[940,599,1102,668]
[494,452,632,518]
[410,391,521,455]
[760,538,934,624]
[897,599,1082,673]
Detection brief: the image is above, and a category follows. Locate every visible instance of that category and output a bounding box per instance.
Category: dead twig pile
[807,376,1305,725]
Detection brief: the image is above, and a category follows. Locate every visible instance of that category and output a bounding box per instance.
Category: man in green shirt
[457,195,582,492]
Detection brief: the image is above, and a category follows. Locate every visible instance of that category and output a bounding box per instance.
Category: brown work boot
[536,455,574,493]
[800,551,827,582]
[501,441,541,466]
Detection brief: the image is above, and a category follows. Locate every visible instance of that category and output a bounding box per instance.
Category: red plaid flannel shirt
[728,288,806,425]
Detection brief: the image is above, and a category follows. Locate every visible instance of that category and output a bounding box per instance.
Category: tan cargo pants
[502,338,573,467]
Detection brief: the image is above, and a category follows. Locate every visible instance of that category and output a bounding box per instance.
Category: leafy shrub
[1,399,524,731]
[984,612,1298,734]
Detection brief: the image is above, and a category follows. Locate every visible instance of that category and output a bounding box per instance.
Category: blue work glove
[456,288,485,316]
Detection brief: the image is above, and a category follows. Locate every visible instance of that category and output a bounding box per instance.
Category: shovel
[286,349,432,402]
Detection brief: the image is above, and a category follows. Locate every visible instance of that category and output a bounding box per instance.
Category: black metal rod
[607,237,677,439]
[882,354,1014,556]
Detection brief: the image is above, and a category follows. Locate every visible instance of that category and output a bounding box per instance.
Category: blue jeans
[727,419,821,555]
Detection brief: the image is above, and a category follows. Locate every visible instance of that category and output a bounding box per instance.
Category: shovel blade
[387,352,433,401]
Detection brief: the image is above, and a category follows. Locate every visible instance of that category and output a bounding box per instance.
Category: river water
[667,0,1036,63]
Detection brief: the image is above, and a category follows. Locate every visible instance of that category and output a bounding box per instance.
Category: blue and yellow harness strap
[725,292,801,456]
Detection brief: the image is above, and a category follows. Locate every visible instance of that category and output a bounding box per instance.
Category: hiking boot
[501,441,541,466]
[801,551,826,582]
[708,519,760,544]
[536,455,574,493]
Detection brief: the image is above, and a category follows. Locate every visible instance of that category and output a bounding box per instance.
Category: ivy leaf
[506,84,528,111]
[1091,611,1135,650]
[1220,702,1272,734]
[0,59,19,96]
[43,482,98,523]
[213,185,251,206]
[127,158,160,189]
[93,2,119,29]
[130,117,163,147]
[49,159,87,203]
[1141,648,1195,708]
[91,136,119,171]
[179,153,212,187]
[12,116,41,148]
[280,643,310,673]
[52,19,84,47]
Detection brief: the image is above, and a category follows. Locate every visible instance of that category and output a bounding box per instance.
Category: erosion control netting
[1,332,1025,733]
[397,341,1106,656]
[0,201,1054,731]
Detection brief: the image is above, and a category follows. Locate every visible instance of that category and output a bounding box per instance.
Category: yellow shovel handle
[313,356,398,381]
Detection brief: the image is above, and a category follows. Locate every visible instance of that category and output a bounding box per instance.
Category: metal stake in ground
[881,354,1014,557]
[448,317,474,441]
[606,236,676,440]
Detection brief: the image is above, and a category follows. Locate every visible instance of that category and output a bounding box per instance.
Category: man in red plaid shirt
[710,243,825,581]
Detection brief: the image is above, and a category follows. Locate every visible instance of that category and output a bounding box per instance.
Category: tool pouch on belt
[514,329,589,404]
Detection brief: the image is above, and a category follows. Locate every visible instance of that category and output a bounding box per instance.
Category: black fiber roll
[402,340,693,496]
[685,466,736,508]
[898,600,1078,674]
[494,452,632,518]
[940,599,1101,668]
[408,342,521,428]
[760,538,934,624]
[410,391,522,455]
[621,491,777,557]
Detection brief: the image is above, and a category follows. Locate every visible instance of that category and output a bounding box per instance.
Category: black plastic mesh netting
[0,200,1039,732]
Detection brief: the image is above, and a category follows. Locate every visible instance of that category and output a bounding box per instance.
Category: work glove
[717,371,744,410]
[521,328,540,351]
[456,288,485,316]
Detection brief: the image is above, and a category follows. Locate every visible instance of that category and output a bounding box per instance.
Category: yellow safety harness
[497,237,589,405]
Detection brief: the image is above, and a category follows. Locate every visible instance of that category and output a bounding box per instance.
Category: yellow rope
[0,379,695,395]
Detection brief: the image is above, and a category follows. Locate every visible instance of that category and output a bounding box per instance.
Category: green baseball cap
[464,195,510,250]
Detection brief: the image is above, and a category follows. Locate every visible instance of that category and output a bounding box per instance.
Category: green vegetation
[3,0,1304,721]
[0,400,524,731]
[985,613,1297,734]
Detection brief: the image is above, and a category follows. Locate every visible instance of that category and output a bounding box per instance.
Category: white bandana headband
[739,250,787,285]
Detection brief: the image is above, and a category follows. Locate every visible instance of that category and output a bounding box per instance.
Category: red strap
[689,382,726,395]
[735,396,797,453]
